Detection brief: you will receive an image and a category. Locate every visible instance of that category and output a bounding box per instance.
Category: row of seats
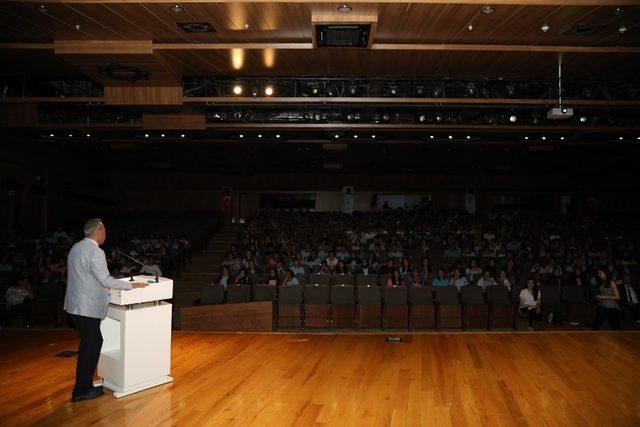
[199,284,596,330]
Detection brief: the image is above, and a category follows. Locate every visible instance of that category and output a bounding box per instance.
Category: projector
[547,107,574,120]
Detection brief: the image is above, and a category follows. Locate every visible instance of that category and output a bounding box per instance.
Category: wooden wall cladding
[104,86,183,105]
[180,301,273,332]
[143,111,205,130]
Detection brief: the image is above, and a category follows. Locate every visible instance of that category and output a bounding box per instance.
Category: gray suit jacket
[64,238,132,319]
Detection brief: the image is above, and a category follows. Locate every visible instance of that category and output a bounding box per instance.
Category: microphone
[118,251,160,283]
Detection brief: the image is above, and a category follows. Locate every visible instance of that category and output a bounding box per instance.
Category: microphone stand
[119,251,147,282]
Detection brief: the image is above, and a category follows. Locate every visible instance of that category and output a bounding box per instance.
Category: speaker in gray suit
[64,218,148,402]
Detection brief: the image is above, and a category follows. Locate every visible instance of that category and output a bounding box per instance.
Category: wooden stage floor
[1,330,639,426]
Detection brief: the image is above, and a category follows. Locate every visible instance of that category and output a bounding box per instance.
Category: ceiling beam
[2,42,639,54]
[6,1,640,6]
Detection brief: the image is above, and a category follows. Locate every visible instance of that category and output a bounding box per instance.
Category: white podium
[96,275,173,398]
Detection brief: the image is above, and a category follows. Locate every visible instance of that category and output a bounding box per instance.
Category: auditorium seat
[330,285,355,329]
[357,286,382,329]
[382,286,408,330]
[295,273,308,285]
[356,274,378,287]
[562,285,593,327]
[308,273,333,286]
[486,286,516,330]
[408,286,435,330]
[200,285,224,305]
[333,274,355,286]
[540,285,566,326]
[227,284,252,303]
[252,284,277,302]
[435,287,461,330]
[304,284,330,329]
[461,286,489,330]
[277,286,303,330]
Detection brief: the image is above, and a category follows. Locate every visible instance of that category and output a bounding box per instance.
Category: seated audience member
[324,251,339,273]
[497,269,512,291]
[565,266,586,287]
[356,258,373,275]
[450,268,469,291]
[247,259,262,277]
[304,250,322,273]
[265,268,280,287]
[335,260,350,275]
[466,259,483,283]
[290,258,306,275]
[418,257,432,282]
[619,274,640,324]
[215,266,233,289]
[408,269,424,287]
[544,268,563,287]
[484,258,498,276]
[379,259,395,275]
[386,269,405,288]
[593,269,621,330]
[5,277,34,327]
[398,257,412,276]
[233,269,249,285]
[431,269,449,288]
[388,244,403,259]
[282,269,300,287]
[519,278,541,331]
[139,257,162,277]
[476,270,497,291]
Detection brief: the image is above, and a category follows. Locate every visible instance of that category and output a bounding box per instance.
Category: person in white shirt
[519,278,541,331]
[450,268,469,291]
[476,270,497,291]
[139,258,162,277]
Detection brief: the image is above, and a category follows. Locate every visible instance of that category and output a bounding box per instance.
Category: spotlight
[541,136,546,140]
[75,24,81,31]
[619,25,627,34]
[466,135,471,140]
[619,136,624,140]
[448,135,453,140]
[68,133,73,137]
[232,84,242,95]
[560,136,565,140]
[429,135,434,139]
[276,134,281,138]
[334,134,339,139]
[467,25,474,31]
[435,115,443,123]
[337,4,352,13]
[169,4,184,12]
[509,115,517,123]
[579,116,588,123]
[418,114,426,123]
[561,108,568,114]
[180,133,186,138]
[161,133,165,138]
[258,134,262,138]
[86,133,91,137]
[239,134,244,138]
[524,136,529,140]
[481,5,495,14]
[244,23,250,30]
[637,136,640,140]
[353,134,358,139]
[49,133,54,137]
[264,85,274,96]
[311,87,319,95]
[144,133,149,138]
[371,134,376,139]
[541,24,550,32]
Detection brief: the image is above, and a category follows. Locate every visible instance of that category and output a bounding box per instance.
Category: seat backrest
[435,287,460,305]
[562,285,586,303]
[304,284,330,304]
[540,285,562,304]
[201,284,224,305]
[486,286,511,305]
[356,274,378,287]
[383,286,408,305]
[357,286,382,305]
[334,274,355,286]
[330,284,355,304]
[248,273,262,285]
[308,273,333,286]
[227,284,251,303]
[252,284,276,302]
[279,285,303,304]
[295,273,307,285]
[461,285,486,304]
[408,286,434,304]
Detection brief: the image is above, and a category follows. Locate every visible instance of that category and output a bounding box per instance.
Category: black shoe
[72,387,104,402]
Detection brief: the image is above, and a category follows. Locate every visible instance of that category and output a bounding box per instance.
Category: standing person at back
[64,218,148,402]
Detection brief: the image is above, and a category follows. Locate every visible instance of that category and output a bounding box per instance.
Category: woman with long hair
[593,268,621,330]
[386,268,404,288]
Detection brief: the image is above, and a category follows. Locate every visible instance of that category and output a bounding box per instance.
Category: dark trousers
[11,299,32,325]
[69,314,103,395]
[520,307,537,327]
[592,306,621,330]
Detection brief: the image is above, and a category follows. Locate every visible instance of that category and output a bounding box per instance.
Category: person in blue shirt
[431,269,450,287]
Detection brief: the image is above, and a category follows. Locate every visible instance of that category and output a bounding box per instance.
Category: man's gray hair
[84,218,104,237]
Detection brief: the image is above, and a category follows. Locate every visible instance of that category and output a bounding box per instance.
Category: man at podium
[64,218,148,402]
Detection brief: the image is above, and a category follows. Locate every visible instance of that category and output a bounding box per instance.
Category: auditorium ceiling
[0,1,638,139]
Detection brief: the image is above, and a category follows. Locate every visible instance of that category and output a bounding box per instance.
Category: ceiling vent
[315,24,371,48]
[312,5,377,48]
[562,24,605,36]
[177,22,216,33]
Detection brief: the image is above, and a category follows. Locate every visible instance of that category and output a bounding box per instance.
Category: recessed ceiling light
[239,134,244,138]
[337,5,352,13]
[75,24,81,31]
[353,134,358,139]
[448,135,453,139]
[264,85,274,96]
[49,133,54,137]
[466,135,471,140]
[481,5,495,14]
[243,23,250,30]
[618,25,627,34]
[233,85,242,95]
[637,136,640,140]
[180,133,186,138]
[144,133,149,138]
[509,115,517,123]
[524,136,529,140]
[541,136,546,140]
[258,134,262,138]
[161,133,165,138]
[541,24,550,33]
[86,133,91,137]
[467,25,474,31]
[334,134,339,139]
[429,135,434,139]
[38,5,50,14]
[579,116,588,123]
[276,134,281,138]
[169,4,184,12]
[560,136,565,140]
[371,134,376,139]
[619,136,624,140]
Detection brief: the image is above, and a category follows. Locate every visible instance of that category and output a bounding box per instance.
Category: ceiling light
[258,134,262,138]
[264,85,274,96]
[161,133,165,138]
[169,4,184,12]
[541,136,546,140]
[448,135,453,140]
[618,25,627,34]
[371,134,376,139]
[509,115,517,123]
[466,135,471,140]
[232,84,242,95]
[619,136,624,140]
[524,136,529,140]
[429,135,434,139]
[637,136,640,140]
[481,5,495,14]
[86,133,91,137]
[435,115,443,123]
[38,5,50,14]
[560,136,565,140]
[418,114,426,122]
[68,133,73,137]
[144,133,149,138]
[614,8,624,16]
[353,134,358,139]
[75,24,81,31]
[541,24,550,33]
[49,133,54,137]
[276,134,281,138]
[467,25,474,31]
[334,134,339,139]
[244,23,250,30]
[180,133,186,138]
[579,116,588,123]
[337,4,352,13]
[239,134,244,138]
